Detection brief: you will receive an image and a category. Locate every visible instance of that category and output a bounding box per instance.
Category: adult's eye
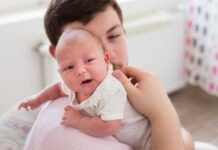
[86,58,95,63]
[108,34,121,40]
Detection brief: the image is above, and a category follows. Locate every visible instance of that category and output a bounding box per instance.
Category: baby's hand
[18,98,40,111]
[61,106,83,128]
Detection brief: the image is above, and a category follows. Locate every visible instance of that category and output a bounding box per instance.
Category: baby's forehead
[59,29,105,54]
[55,29,104,57]
[62,29,100,45]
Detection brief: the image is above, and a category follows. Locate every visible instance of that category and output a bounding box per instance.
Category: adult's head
[45,0,123,45]
[45,0,128,69]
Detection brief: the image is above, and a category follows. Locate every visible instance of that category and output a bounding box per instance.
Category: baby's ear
[49,44,56,58]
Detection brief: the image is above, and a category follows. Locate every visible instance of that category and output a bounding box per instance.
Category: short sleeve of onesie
[60,81,71,96]
[99,90,127,121]
[96,76,127,121]
[60,81,77,106]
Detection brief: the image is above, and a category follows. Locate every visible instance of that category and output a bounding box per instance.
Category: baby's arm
[78,116,122,137]
[62,106,122,137]
[19,81,66,111]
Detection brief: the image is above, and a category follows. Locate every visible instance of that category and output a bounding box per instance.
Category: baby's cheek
[65,78,77,91]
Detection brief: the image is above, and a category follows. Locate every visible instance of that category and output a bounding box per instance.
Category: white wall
[120,0,187,92]
[0,12,46,114]
[119,0,188,17]
[126,11,186,92]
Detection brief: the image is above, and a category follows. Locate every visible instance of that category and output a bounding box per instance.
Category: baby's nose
[77,67,86,76]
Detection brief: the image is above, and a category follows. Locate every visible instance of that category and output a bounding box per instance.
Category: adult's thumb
[112,70,135,93]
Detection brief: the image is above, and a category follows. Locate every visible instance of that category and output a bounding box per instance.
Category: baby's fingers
[18,103,23,110]
[18,103,29,111]
[19,100,33,111]
[18,102,26,110]
[61,119,66,125]
[64,105,73,111]
[61,116,69,125]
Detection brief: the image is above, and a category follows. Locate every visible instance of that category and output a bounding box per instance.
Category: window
[0,0,142,15]
[0,0,49,15]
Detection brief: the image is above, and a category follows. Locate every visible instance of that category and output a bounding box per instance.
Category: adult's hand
[112,66,185,150]
[112,66,171,120]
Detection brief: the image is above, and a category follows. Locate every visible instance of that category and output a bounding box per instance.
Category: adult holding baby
[24,0,194,149]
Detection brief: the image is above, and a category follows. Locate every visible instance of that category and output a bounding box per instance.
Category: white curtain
[185,0,218,96]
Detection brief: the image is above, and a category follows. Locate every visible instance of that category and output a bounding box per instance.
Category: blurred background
[0,0,217,146]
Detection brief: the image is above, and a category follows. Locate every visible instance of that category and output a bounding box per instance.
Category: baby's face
[56,32,109,96]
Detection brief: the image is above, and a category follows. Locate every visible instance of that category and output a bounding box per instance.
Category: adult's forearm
[150,99,185,150]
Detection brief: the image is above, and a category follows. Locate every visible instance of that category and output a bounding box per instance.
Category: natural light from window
[0,0,135,15]
[0,0,49,15]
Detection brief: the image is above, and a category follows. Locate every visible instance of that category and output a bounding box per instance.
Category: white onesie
[61,66,151,150]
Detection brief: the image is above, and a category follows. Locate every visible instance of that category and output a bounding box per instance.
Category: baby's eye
[64,65,74,71]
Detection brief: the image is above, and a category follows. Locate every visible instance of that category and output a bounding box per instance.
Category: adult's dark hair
[44,0,123,45]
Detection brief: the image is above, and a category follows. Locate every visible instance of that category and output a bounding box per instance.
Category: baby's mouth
[81,79,93,84]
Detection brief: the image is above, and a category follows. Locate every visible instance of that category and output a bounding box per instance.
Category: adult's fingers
[121,66,145,82]
[112,69,136,94]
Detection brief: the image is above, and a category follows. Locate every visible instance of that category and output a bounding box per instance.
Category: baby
[19,29,151,150]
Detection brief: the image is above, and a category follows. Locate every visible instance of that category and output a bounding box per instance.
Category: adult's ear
[49,44,56,58]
